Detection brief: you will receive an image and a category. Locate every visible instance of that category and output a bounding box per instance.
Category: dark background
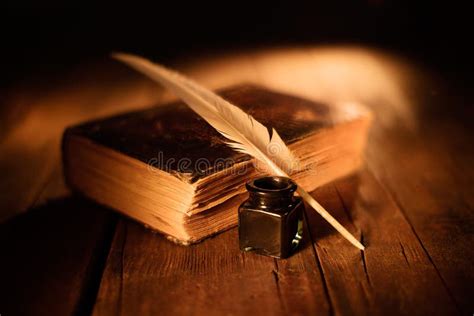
[1,1,472,89]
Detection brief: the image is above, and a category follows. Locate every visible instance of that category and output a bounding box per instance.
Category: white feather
[112,52,364,250]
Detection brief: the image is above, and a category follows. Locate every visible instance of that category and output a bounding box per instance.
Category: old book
[62,85,372,244]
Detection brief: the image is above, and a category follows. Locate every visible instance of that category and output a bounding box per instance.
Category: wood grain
[93,218,331,315]
[91,170,460,315]
[367,110,474,313]
[309,172,457,315]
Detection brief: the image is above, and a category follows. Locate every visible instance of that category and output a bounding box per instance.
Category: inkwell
[238,176,304,258]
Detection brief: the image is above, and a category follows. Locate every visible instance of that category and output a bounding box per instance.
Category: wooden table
[1,47,473,315]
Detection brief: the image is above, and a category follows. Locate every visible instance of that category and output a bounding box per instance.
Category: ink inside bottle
[238,176,304,259]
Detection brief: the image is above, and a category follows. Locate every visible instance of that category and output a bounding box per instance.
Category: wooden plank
[93,220,281,315]
[93,218,331,315]
[272,220,331,315]
[0,197,117,316]
[305,172,458,315]
[367,116,474,313]
[92,169,461,316]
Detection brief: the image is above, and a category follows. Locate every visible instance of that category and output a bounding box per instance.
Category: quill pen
[112,53,364,250]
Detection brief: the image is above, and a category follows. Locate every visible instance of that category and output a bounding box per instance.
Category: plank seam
[303,210,335,316]
[334,185,372,287]
[272,259,287,315]
[367,166,461,313]
[73,213,119,316]
[399,242,410,267]
[359,233,372,287]
[118,222,127,316]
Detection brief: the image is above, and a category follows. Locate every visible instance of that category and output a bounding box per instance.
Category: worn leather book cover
[63,85,372,244]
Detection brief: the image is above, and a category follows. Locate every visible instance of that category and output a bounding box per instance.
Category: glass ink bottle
[238,176,304,258]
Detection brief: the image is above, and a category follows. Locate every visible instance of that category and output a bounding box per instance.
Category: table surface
[0,46,473,316]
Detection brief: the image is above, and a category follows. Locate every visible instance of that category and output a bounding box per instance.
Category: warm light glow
[0,45,426,221]
[180,46,419,130]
